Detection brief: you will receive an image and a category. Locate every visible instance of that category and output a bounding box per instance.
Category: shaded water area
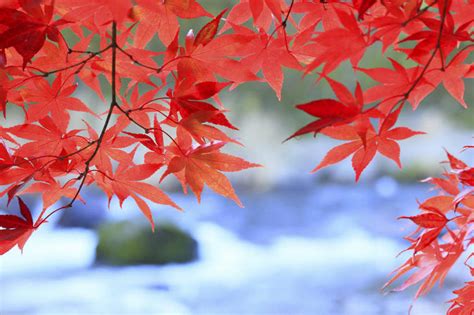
[0,182,469,314]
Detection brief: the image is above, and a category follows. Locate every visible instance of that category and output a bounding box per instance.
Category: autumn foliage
[384,150,474,313]
[0,0,472,313]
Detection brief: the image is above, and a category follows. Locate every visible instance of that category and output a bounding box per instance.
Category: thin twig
[117,45,162,72]
[115,103,186,156]
[37,45,112,77]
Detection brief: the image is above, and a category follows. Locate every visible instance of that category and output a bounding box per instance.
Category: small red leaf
[194,10,227,47]
[0,198,36,255]
[18,197,33,225]
[399,212,448,229]
[445,151,468,170]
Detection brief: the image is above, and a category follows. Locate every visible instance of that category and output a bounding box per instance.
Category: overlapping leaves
[0,2,472,313]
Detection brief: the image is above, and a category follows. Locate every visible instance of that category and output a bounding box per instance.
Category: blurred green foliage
[95,221,198,265]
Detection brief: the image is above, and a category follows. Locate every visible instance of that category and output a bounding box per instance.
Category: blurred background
[1,1,473,314]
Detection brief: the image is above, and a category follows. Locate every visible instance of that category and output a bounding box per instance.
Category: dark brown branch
[265,0,295,50]
[39,22,119,225]
[402,1,448,100]
[366,2,449,136]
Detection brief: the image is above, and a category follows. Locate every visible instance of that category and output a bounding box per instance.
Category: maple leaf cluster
[383,150,474,313]
[0,0,262,248]
[0,0,472,312]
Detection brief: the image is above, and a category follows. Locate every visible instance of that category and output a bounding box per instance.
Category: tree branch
[38,22,119,225]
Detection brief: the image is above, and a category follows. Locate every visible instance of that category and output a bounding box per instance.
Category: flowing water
[0,181,469,315]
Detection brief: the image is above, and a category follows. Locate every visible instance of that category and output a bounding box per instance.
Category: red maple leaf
[168,80,236,130]
[21,74,97,130]
[312,106,423,180]
[96,160,180,231]
[132,0,211,47]
[0,197,36,254]
[303,9,369,76]
[287,81,366,140]
[165,12,258,84]
[0,0,67,68]
[358,58,435,109]
[161,137,260,207]
[448,281,474,315]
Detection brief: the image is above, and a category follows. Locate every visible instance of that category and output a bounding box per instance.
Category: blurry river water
[0,181,470,315]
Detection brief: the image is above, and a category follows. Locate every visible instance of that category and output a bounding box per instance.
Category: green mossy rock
[95,222,198,266]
